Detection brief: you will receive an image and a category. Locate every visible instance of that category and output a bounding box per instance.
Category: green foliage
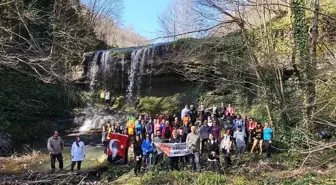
[249,103,268,123]
[0,68,80,141]
[261,172,336,185]
[131,170,227,185]
[138,95,181,114]
[198,94,227,107]
[196,172,226,185]
[292,0,310,63]
[114,96,126,109]
[172,37,197,48]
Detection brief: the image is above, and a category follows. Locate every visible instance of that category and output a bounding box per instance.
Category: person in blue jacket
[141,133,154,168]
[160,120,166,133]
[233,114,245,133]
[135,120,143,139]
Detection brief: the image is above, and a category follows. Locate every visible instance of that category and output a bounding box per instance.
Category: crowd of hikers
[101,103,274,175]
[45,103,273,174]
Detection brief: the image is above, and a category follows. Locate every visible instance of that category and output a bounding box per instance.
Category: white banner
[153,142,191,157]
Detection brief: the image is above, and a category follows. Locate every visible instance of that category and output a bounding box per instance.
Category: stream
[0,108,130,178]
[0,133,110,177]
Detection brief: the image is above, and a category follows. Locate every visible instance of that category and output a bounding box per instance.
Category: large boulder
[0,132,13,156]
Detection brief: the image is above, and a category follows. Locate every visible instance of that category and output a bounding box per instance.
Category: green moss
[114,96,126,109]
[172,37,198,48]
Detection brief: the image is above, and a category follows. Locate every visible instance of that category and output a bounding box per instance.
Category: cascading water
[84,43,171,101]
[78,42,188,132]
[77,108,127,132]
[88,52,100,90]
[136,48,148,98]
[126,48,153,104]
[101,50,111,88]
[121,54,125,91]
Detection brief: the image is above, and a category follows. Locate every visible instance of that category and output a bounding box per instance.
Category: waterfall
[84,42,171,103]
[137,48,148,98]
[77,108,127,132]
[121,54,125,91]
[88,52,100,90]
[101,50,111,89]
[126,48,152,104]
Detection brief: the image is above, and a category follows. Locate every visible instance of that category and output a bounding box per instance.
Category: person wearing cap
[47,130,64,172]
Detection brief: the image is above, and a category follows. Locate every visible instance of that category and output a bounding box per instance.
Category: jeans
[179,155,189,169]
[144,153,153,168]
[222,149,232,166]
[103,140,108,154]
[71,161,82,171]
[235,145,246,156]
[169,157,179,171]
[201,139,208,154]
[134,156,142,174]
[124,148,129,164]
[50,153,63,169]
[264,140,271,158]
[154,152,163,165]
[189,152,200,172]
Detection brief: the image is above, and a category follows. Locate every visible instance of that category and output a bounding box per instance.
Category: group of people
[99,90,111,105]
[45,103,273,174]
[102,103,274,175]
[47,131,85,172]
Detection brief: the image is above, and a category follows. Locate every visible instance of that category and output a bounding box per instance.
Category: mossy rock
[115,96,126,109]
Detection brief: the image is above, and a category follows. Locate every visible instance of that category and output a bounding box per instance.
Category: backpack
[164,127,171,139]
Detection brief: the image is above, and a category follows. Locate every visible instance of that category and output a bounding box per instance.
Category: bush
[138,95,181,115]
[0,68,77,142]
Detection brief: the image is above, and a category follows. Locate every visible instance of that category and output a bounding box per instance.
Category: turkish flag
[107,133,129,164]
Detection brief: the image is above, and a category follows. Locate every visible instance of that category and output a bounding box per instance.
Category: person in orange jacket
[127,118,136,142]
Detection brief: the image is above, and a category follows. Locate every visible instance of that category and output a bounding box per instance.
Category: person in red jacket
[162,122,173,141]
[246,118,257,143]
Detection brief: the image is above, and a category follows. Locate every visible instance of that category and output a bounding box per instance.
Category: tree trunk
[292,0,317,130]
[308,0,319,121]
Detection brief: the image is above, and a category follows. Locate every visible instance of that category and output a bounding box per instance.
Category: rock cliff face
[0,132,13,156]
[74,42,195,103]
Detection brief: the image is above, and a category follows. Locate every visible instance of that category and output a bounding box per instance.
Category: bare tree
[81,0,123,26]
[157,0,200,41]
[0,0,102,83]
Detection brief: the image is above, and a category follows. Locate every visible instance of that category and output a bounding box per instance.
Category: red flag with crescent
[107,133,129,164]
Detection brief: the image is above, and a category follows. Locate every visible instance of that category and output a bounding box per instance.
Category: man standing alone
[47,131,64,172]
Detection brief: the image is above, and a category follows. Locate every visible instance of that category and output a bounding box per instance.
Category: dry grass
[0,150,49,174]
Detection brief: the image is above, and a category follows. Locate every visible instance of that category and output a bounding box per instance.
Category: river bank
[1,151,335,185]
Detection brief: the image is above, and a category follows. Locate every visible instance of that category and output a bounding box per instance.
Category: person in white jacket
[71,136,85,171]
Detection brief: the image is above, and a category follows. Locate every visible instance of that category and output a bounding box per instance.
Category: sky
[123,0,172,40]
